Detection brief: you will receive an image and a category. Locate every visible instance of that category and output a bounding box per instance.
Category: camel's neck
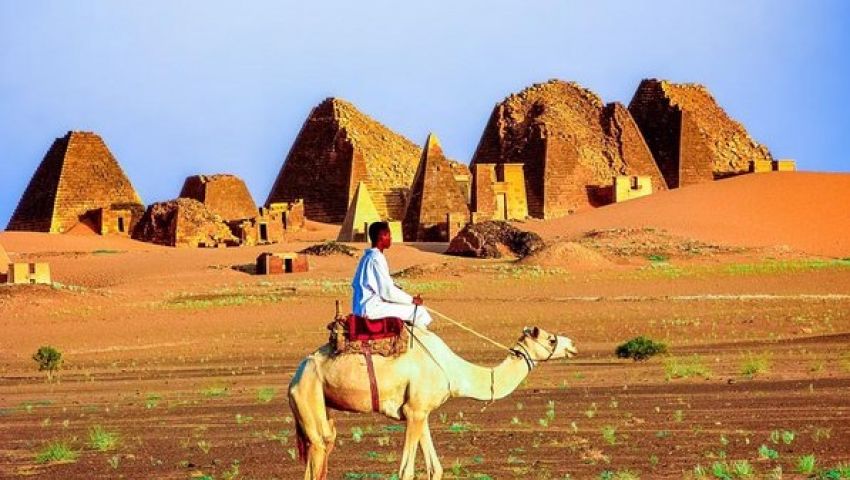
[449,352,531,401]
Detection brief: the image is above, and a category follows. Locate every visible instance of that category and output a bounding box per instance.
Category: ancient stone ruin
[470,80,667,219]
[132,198,236,247]
[266,98,421,224]
[7,262,51,285]
[7,131,144,234]
[471,163,528,222]
[402,134,471,242]
[629,79,773,187]
[179,174,258,222]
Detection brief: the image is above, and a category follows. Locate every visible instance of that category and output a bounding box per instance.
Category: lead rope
[425,307,512,351]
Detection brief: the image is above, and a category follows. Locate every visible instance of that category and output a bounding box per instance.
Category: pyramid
[0,242,10,276]
[266,98,421,223]
[7,131,143,233]
[629,79,772,188]
[337,181,382,242]
[402,134,470,242]
[179,174,258,221]
[471,80,667,219]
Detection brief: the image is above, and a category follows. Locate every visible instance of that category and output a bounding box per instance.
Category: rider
[351,221,433,329]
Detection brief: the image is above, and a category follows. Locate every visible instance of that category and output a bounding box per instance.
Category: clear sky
[1,0,848,227]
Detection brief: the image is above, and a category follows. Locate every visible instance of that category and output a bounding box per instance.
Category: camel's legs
[289,360,337,480]
[398,405,427,480]
[419,417,442,480]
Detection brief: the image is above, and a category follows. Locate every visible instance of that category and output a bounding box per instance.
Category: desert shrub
[615,336,667,361]
[299,241,357,257]
[32,346,63,382]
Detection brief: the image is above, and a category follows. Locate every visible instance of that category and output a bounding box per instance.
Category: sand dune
[525,172,850,257]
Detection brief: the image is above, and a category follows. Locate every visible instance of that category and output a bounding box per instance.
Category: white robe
[351,247,433,328]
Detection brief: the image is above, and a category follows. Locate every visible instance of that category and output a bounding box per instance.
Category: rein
[424,306,559,411]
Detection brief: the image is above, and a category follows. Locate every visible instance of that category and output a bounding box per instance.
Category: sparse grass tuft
[36,441,78,463]
[200,386,228,398]
[88,425,119,451]
[256,387,276,404]
[740,352,771,378]
[664,355,711,380]
[797,454,816,474]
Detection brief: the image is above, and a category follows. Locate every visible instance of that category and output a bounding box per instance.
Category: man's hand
[412,294,424,306]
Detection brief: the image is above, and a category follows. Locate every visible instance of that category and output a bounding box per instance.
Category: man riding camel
[351,222,433,329]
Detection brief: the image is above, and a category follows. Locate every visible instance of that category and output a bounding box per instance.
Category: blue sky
[1,0,848,227]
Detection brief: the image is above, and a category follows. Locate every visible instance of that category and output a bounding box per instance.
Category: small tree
[615,336,667,361]
[33,346,63,382]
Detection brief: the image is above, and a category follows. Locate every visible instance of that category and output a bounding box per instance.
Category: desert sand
[1,172,849,479]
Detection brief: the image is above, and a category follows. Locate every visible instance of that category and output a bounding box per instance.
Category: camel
[288,323,577,480]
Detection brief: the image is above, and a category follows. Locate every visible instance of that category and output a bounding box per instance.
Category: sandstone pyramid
[629,79,773,188]
[337,181,382,242]
[7,131,143,233]
[0,242,10,276]
[179,174,257,221]
[471,80,667,219]
[266,98,421,224]
[402,134,470,241]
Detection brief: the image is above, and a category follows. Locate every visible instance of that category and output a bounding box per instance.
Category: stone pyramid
[337,181,382,242]
[0,242,10,276]
[7,131,143,233]
[179,174,258,221]
[266,98,421,223]
[629,79,772,188]
[402,134,470,242]
[471,80,667,219]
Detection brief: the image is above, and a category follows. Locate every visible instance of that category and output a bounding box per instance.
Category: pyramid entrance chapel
[7,131,144,234]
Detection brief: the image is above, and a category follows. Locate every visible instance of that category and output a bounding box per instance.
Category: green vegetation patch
[615,336,667,361]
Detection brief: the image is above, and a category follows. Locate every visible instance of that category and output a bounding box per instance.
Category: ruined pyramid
[402,134,470,242]
[180,174,258,222]
[266,98,422,224]
[7,131,143,233]
[471,80,667,219]
[629,79,773,188]
[337,181,382,242]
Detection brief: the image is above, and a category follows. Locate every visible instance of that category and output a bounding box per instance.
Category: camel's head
[516,326,578,363]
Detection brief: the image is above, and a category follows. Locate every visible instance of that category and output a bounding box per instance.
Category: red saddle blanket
[346,314,405,341]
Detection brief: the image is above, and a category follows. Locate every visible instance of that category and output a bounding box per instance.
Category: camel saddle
[327,314,410,358]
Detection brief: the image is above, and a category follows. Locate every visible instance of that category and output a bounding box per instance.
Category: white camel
[288,324,577,480]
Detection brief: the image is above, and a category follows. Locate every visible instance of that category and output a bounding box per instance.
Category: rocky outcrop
[446,221,544,259]
[471,80,667,219]
[133,198,236,247]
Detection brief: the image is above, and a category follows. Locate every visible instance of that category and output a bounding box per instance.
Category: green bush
[615,336,667,361]
[32,346,63,382]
